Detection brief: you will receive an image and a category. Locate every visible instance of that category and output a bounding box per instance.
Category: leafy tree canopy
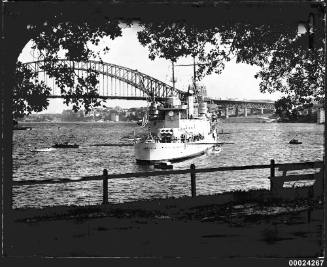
[15,18,125,118]
[137,20,324,106]
[15,14,324,119]
[14,62,51,118]
[275,96,316,122]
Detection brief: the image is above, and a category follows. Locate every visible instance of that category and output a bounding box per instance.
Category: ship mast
[172,61,176,90]
[193,56,196,92]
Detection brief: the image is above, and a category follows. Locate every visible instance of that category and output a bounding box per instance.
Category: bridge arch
[22,59,275,111]
[22,59,186,101]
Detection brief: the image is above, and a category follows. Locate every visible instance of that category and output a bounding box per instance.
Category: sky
[18,23,282,114]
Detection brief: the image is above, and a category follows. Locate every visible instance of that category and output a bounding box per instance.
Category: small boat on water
[13,120,32,130]
[154,161,173,169]
[52,142,79,148]
[13,126,32,130]
[289,139,302,145]
[31,148,56,152]
[212,146,222,153]
[259,117,277,123]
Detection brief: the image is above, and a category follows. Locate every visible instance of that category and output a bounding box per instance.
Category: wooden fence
[13,159,324,205]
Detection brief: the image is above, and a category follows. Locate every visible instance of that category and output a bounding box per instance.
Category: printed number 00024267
[288,259,324,267]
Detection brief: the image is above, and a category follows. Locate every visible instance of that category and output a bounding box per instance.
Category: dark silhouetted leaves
[137,21,324,106]
[14,62,51,118]
[15,18,124,117]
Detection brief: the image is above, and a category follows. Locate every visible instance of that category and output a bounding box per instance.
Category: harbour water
[13,122,324,208]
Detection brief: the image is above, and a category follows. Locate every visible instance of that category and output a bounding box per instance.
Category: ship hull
[135,149,209,164]
[134,139,215,164]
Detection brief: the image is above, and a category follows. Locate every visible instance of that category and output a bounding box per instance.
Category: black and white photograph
[1,0,326,265]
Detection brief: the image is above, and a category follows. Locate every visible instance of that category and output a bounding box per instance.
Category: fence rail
[13,160,324,204]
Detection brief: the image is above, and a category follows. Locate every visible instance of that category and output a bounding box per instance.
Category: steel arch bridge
[22,59,186,102]
[22,59,275,111]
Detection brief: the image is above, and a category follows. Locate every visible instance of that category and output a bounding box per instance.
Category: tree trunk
[2,4,31,255]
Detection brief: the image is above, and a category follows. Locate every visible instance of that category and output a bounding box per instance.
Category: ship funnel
[187,95,194,117]
[199,102,207,115]
[149,102,159,118]
[167,96,181,107]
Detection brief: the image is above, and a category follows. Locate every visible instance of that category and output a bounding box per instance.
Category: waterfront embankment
[223,115,276,123]
[7,188,324,257]
[222,114,319,123]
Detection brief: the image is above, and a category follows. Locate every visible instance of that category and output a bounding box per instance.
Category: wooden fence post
[102,169,108,205]
[190,164,196,197]
[270,159,275,192]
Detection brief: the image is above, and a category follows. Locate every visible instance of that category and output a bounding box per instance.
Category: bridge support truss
[23,59,186,102]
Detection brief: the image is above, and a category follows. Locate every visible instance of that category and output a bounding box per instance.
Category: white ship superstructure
[134,92,219,163]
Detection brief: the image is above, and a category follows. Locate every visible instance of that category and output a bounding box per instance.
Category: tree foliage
[275,96,316,122]
[254,35,324,106]
[15,18,124,118]
[275,96,294,119]
[138,22,229,80]
[15,14,324,118]
[138,23,220,61]
[137,21,324,106]
[14,62,51,118]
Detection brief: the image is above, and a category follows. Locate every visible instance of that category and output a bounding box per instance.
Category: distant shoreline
[222,114,318,124]
[18,120,320,125]
[18,120,137,124]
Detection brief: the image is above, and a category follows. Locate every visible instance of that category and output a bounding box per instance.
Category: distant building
[110,113,119,122]
[62,109,85,121]
[317,107,325,124]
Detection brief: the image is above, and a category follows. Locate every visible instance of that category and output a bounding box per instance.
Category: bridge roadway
[24,59,275,114]
[48,95,275,117]
[47,95,274,107]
